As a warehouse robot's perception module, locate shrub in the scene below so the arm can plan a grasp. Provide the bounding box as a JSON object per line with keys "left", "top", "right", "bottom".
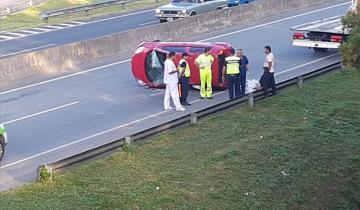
{"left": 341, "top": 5, "right": 360, "bottom": 69}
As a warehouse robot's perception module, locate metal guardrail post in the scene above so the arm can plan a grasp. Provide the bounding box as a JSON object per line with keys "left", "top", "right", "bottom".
{"left": 297, "top": 76, "right": 304, "bottom": 88}
{"left": 125, "top": 136, "right": 132, "bottom": 145}
{"left": 191, "top": 113, "right": 198, "bottom": 125}
{"left": 37, "top": 164, "right": 53, "bottom": 182}
{"left": 248, "top": 93, "right": 254, "bottom": 107}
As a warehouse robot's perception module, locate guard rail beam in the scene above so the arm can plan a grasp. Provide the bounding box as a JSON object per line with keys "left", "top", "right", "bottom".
{"left": 0, "top": 0, "right": 47, "bottom": 18}
{"left": 40, "top": 0, "right": 133, "bottom": 20}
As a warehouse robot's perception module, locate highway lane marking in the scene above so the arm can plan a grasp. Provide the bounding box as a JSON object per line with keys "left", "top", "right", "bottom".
{"left": 276, "top": 53, "right": 340, "bottom": 75}
{"left": 4, "top": 32, "right": 27, "bottom": 37}
{"left": 44, "top": 25, "right": 64, "bottom": 30}
{"left": 2, "top": 101, "right": 79, "bottom": 125}
{"left": 33, "top": 27, "right": 51, "bottom": 32}
{"left": 199, "top": 1, "right": 351, "bottom": 42}
{"left": 0, "top": 34, "right": 14, "bottom": 39}
{"left": 0, "top": 1, "right": 348, "bottom": 96}
{"left": 19, "top": 30, "right": 40, "bottom": 34}
{"left": 0, "top": 53, "right": 339, "bottom": 169}
{"left": 0, "top": 44, "right": 55, "bottom": 59}
{"left": 0, "top": 9, "right": 155, "bottom": 43}
{"left": 139, "top": 20, "right": 159, "bottom": 26}
{"left": 0, "top": 59, "right": 131, "bottom": 96}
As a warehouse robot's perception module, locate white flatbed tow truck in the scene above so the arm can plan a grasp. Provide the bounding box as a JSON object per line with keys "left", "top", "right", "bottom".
{"left": 290, "top": 0, "right": 357, "bottom": 52}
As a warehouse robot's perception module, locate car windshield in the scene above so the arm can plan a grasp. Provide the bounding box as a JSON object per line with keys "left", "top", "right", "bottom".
{"left": 171, "top": 0, "right": 197, "bottom": 3}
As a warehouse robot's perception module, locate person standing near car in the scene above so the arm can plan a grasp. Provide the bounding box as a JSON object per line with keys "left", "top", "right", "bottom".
{"left": 164, "top": 52, "right": 186, "bottom": 111}
{"left": 237, "top": 48, "right": 249, "bottom": 96}
{"left": 178, "top": 52, "right": 191, "bottom": 106}
{"left": 195, "top": 47, "right": 214, "bottom": 99}
{"left": 222, "top": 48, "right": 241, "bottom": 100}
{"left": 264, "top": 45, "right": 276, "bottom": 96}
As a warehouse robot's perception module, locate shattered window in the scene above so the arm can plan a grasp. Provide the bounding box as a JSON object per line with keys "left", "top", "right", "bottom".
{"left": 145, "top": 50, "right": 166, "bottom": 85}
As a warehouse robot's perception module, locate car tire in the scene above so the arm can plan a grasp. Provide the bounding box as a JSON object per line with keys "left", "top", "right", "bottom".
{"left": 190, "top": 12, "right": 196, "bottom": 16}
{"left": 0, "top": 138, "right": 5, "bottom": 161}
{"left": 313, "top": 47, "right": 328, "bottom": 52}
{"left": 160, "top": 19, "right": 167, "bottom": 23}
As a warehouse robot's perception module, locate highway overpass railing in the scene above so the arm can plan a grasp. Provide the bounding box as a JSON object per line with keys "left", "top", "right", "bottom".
{"left": 37, "top": 60, "right": 342, "bottom": 180}
{"left": 0, "top": 0, "right": 48, "bottom": 18}
{"left": 40, "top": 0, "right": 134, "bottom": 20}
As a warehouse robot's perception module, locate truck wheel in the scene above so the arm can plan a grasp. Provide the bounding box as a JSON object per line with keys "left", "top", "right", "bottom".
{"left": 190, "top": 12, "right": 196, "bottom": 16}
{"left": 313, "top": 47, "right": 328, "bottom": 52}
{"left": 0, "top": 139, "right": 4, "bottom": 161}
{"left": 160, "top": 19, "right": 167, "bottom": 23}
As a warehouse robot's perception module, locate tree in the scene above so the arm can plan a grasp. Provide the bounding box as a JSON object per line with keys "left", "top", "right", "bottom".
{"left": 341, "top": 4, "right": 360, "bottom": 69}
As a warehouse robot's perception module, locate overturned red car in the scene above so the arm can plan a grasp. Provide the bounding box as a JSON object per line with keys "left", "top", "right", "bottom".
{"left": 131, "top": 41, "right": 233, "bottom": 88}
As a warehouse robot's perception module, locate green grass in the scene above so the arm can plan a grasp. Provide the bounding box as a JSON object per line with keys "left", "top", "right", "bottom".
{"left": 0, "top": 0, "right": 167, "bottom": 32}
{"left": 1, "top": 70, "right": 360, "bottom": 209}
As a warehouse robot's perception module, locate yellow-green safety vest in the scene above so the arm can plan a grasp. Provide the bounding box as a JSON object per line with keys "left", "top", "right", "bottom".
{"left": 225, "top": 56, "right": 240, "bottom": 75}
{"left": 195, "top": 54, "right": 214, "bottom": 71}
{"left": 179, "top": 59, "right": 191, "bottom": 77}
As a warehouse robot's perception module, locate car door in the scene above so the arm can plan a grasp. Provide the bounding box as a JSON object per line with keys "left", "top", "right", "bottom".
{"left": 213, "top": 0, "right": 227, "bottom": 9}
{"left": 194, "top": 0, "right": 208, "bottom": 14}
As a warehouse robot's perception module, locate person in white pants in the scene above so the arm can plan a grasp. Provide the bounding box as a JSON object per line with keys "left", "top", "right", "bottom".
{"left": 164, "top": 52, "right": 186, "bottom": 112}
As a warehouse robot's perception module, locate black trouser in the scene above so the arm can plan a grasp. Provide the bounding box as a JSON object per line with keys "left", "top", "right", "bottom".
{"left": 260, "top": 71, "right": 276, "bottom": 97}
{"left": 179, "top": 77, "right": 189, "bottom": 104}
{"left": 226, "top": 74, "right": 240, "bottom": 100}
{"left": 269, "top": 72, "right": 276, "bottom": 95}
{"left": 239, "top": 75, "right": 246, "bottom": 97}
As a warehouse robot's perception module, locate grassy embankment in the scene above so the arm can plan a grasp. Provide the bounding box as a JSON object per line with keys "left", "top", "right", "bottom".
{"left": 0, "top": 0, "right": 167, "bottom": 31}
{"left": 0, "top": 70, "right": 359, "bottom": 209}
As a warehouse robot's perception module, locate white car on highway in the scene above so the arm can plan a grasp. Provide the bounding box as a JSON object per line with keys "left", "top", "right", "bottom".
{"left": 155, "top": 0, "right": 227, "bottom": 23}
{"left": 0, "top": 124, "right": 8, "bottom": 161}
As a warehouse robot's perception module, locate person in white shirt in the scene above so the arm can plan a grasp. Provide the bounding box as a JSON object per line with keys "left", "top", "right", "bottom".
{"left": 163, "top": 52, "right": 186, "bottom": 112}
{"left": 263, "top": 46, "right": 276, "bottom": 96}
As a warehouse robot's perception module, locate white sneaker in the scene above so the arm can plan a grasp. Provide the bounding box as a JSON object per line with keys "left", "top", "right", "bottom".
{"left": 164, "top": 107, "right": 174, "bottom": 111}
{"left": 176, "top": 107, "right": 186, "bottom": 112}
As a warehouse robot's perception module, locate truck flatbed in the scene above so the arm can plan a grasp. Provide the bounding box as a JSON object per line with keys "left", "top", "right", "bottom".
{"left": 290, "top": 15, "right": 350, "bottom": 35}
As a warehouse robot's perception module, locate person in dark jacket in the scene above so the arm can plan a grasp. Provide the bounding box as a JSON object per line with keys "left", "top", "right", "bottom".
{"left": 237, "top": 49, "right": 249, "bottom": 96}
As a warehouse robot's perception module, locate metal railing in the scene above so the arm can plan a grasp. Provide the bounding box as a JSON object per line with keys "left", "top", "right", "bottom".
{"left": 0, "top": 0, "right": 48, "bottom": 18}
{"left": 40, "top": 0, "right": 134, "bottom": 20}
{"left": 37, "top": 60, "right": 342, "bottom": 179}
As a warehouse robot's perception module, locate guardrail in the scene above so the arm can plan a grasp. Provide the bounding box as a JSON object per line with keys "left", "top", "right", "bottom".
{"left": 0, "top": 0, "right": 48, "bottom": 18}
{"left": 37, "top": 60, "right": 342, "bottom": 179}
{"left": 40, "top": 0, "right": 134, "bottom": 20}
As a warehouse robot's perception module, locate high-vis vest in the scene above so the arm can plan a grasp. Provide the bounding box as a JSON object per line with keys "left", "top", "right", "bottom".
{"left": 196, "top": 54, "right": 214, "bottom": 71}
{"left": 179, "top": 59, "right": 191, "bottom": 77}
{"left": 225, "top": 56, "right": 240, "bottom": 75}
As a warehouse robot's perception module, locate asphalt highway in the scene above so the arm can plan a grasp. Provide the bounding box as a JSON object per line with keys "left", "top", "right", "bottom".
{"left": 0, "top": 0, "right": 349, "bottom": 190}
{"left": 0, "top": 9, "right": 158, "bottom": 58}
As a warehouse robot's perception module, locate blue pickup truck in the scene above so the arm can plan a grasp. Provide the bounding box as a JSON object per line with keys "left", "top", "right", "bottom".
{"left": 227, "top": 0, "right": 254, "bottom": 7}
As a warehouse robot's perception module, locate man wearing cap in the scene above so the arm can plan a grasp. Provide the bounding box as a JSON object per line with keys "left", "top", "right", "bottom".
{"left": 178, "top": 52, "right": 191, "bottom": 106}
{"left": 222, "top": 48, "right": 241, "bottom": 100}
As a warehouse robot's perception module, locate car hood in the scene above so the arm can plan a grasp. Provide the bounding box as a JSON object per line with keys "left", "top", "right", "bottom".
{"left": 158, "top": 3, "right": 195, "bottom": 10}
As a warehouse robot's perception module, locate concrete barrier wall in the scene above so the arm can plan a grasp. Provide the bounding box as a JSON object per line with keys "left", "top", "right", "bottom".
{"left": 0, "top": 0, "right": 328, "bottom": 85}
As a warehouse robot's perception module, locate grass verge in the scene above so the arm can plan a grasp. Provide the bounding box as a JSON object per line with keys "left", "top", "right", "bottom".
{"left": 0, "top": 0, "right": 167, "bottom": 32}
{"left": 1, "top": 70, "right": 360, "bottom": 209}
